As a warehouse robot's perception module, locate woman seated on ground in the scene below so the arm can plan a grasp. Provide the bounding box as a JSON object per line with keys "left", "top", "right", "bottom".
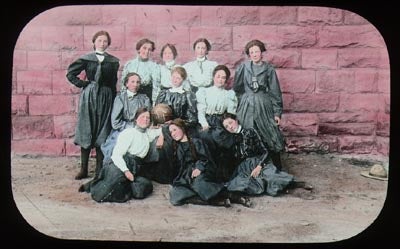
{"left": 221, "top": 112, "right": 313, "bottom": 197}
{"left": 168, "top": 118, "right": 250, "bottom": 208}
{"left": 101, "top": 72, "right": 151, "bottom": 166}
{"left": 79, "top": 108, "right": 162, "bottom": 203}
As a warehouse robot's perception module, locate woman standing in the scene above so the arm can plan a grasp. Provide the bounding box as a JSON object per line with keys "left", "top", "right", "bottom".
{"left": 221, "top": 113, "right": 312, "bottom": 197}
{"left": 183, "top": 38, "right": 218, "bottom": 93}
{"left": 100, "top": 72, "right": 151, "bottom": 166}
{"left": 121, "top": 38, "right": 161, "bottom": 104}
{"left": 66, "top": 30, "right": 120, "bottom": 180}
{"left": 233, "top": 39, "right": 285, "bottom": 169}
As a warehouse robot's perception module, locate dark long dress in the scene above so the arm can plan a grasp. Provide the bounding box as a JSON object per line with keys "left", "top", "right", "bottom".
{"left": 199, "top": 114, "right": 237, "bottom": 182}
{"left": 66, "top": 52, "right": 120, "bottom": 149}
{"left": 227, "top": 127, "right": 293, "bottom": 196}
{"left": 169, "top": 138, "right": 224, "bottom": 205}
{"left": 89, "top": 154, "right": 153, "bottom": 203}
{"left": 155, "top": 89, "right": 199, "bottom": 135}
{"left": 233, "top": 61, "right": 285, "bottom": 153}
{"left": 101, "top": 91, "right": 151, "bottom": 161}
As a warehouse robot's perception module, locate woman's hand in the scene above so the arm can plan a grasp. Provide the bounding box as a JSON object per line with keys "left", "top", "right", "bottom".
{"left": 124, "top": 170, "right": 134, "bottom": 182}
{"left": 191, "top": 168, "right": 201, "bottom": 178}
{"left": 156, "top": 133, "right": 164, "bottom": 148}
{"left": 274, "top": 116, "right": 281, "bottom": 126}
{"left": 251, "top": 165, "right": 262, "bottom": 178}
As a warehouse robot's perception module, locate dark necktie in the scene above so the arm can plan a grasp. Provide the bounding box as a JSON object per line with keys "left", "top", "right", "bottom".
{"left": 94, "top": 61, "right": 102, "bottom": 83}
{"left": 198, "top": 61, "right": 203, "bottom": 74}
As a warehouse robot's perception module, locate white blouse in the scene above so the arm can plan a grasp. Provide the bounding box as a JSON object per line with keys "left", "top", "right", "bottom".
{"left": 196, "top": 85, "right": 238, "bottom": 128}
{"left": 111, "top": 126, "right": 161, "bottom": 172}
{"left": 183, "top": 58, "right": 218, "bottom": 88}
{"left": 121, "top": 56, "right": 161, "bottom": 103}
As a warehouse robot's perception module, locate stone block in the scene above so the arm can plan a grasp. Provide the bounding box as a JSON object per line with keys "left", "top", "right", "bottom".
{"left": 12, "top": 116, "right": 54, "bottom": 140}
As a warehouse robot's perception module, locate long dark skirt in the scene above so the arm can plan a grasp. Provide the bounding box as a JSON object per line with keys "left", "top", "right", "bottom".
{"left": 227, "top": 157, "right": 293, "bottom": 196}
{"left": 169, "top": 173, "right": 225, "bottom": 206}
{"left": 89, "top": 154, "right": 153, "bottom": 203}
{"left": 75, "top": 83, "right": 114, "bottom": 149}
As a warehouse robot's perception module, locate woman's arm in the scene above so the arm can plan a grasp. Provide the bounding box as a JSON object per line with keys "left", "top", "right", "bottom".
{"left": 111, "top": 95, "right": 126, "bottom": 130}
{"left": 66, "top": 58, "right": 90, "bottom": 88}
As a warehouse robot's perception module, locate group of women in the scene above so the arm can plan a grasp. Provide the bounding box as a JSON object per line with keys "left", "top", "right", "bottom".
{"left": 66, "top": 30, "right": 312, "bottom": 208}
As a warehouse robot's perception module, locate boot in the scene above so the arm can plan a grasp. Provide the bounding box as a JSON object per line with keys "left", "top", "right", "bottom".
{"left": 270, "top": 152, "right": 282, "bottom": 170}
{"left": 208, "top": 194, "right": 231, "bottom": 208}
{"left": 94, "top": 147, "right": 104, "bottom": 180}
{"left": 75, "top": 147, "right": 90, "bottom": 180}
{"left": 78, "top": 181, "right": 91, "bottom": 193}
{"left": 185, "top": 196, "right": 209, "bottom": 206}
{"left": 288, "top": 180, "right": 314, "bottom": 191}
{"left": 209, "top": 197, "right": 231, "bottom": 208}
{"left": 229, "top": 192, "right": 252, "bottom": 208}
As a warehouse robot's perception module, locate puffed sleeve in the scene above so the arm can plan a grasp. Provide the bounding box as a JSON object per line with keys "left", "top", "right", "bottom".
{"left": 111, "top": 129, "right": 134, "bottom": 172}
{"left": 144, "top": 95, "right": 152, "bottom": 110}
{"left": 120, "top": 60, "right": 133, "bottom": 90}
{"left": 66, "top": 58, "right": 90, "bottom": 88}
{"left": 111, "top": 94, "right": 125, "bottom": 130}
{"left": 155, "top": 89, "right": 167, "bottom": 105}
{"left": 233, "top": 63, "right": 245, "bottom": 96}
{"left": 267, "top": 66, "right": 283, "bottom": 117}
{"left": 151, "top": 63, "right": 162, "bottom": 104}
{"left": 226, "top": 89, "right": 238, "bottom": 114}
{"left": 185, "top": 91, "right": 198, "bottom": 126}
{"left": 195, "top": 87, "right": 208, "bottom": 128}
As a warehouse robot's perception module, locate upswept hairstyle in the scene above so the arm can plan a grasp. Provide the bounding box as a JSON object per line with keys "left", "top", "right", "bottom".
{"left": 244, "top": 39, "right": 266, "bottom": 56}
{"left": 160, "top": 43, "right": 178, "bottom": 60}
{"left": 171, "top": 66, "right": 187, "bottom": 81}
{"left": 212, "top": 65, "right": 231, "bottom": 81}
{"left": 133, "top": 107, "right": 150, "bottom": 122}
{"left": 136, "top": 38, "right": 156, "bottom": 51}
{"left": 92, "top": 30, "right": 111, "bottom": 50}
{"left": 221, "top": 112, "right": 238, "bottom": 130}
{"left": 123, "top": 72, "right": 142, "bottom": 87}
{"left": 192, "top": 38, "right": 212, "bottom": 53}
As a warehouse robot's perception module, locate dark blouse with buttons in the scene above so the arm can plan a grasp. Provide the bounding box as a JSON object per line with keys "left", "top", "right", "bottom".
{"left": 233, "top": 127, "right": 270, "bottom": 166}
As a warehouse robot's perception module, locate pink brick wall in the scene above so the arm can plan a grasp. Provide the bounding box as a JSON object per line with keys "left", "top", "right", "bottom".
{"left": 11, "top": 5, "right": 390, "bottom": 156}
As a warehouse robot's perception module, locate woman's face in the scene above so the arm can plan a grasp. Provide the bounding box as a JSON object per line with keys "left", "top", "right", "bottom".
{"left": 126, "top": 75, "right": 141, "bottom": 93}
{"left": 248, "top": 45, "right": 262, "bottom": 64}
{"left": 138, "top": 43, "right": 153, "bottom": 60}
{"left": 94, "top": 35, "right": 109, "bottom": 52}
{"left": 194, "top": 41, "right": 208, "bottom": 58}
{"left": 213, "top": 69, "right": 227, "bottom": 88}
{"left": 171, "top": 71, "right": 184, "bottom": 88}
{"left": 162, "top": 47, "right": 174, "bottom": 63}
{"left": 222, "top": 117, "right": 239, "bottom": 133}
{"left": 169, "top": 124, "right": 185, "bottom": 141}
{"left": 136, "top": 111, "right": 151, "bottom": 129}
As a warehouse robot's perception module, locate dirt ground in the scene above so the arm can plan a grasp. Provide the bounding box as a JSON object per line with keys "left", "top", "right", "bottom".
{"left": 10, "top": 152, "right": 389, "bottom": 244}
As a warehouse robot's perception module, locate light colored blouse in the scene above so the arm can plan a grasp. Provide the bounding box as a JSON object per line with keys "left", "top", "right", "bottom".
{"left": 111, "top": 126, "right": 161, "bottom": 172}
{"left": 121, "top": 56, "right": 161, "bottom": 103}
{"left": 196, "top": 85, "right": 238, "bottom": 128}
{"left": 183, "top": 57, "right": 218, "bottom": 88}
